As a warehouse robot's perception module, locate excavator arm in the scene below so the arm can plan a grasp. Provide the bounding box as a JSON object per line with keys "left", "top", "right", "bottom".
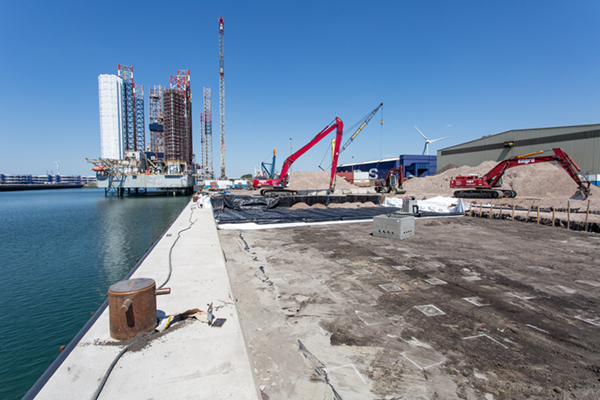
{"left": 451, "top": 148, "right": 591, "bottom": 199}
{"left": 278, "top": 117, "right": 344, "bottom": 189}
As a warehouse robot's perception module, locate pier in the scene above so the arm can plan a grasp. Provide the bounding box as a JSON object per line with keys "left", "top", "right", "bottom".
{"left": 27, "top": 199, "right": 259, "bottom": 399}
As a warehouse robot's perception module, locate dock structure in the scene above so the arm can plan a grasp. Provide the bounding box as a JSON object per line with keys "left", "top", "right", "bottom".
{"left": 87, "top": 153, "right": 195, "bottom": 196}
{"left": 29, "top": 200, "right": 260, "bottom": 399}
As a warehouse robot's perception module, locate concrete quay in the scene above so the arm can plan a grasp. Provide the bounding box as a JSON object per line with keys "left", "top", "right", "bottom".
{"left": 32, "top": 200, "right": 260, "bottom": 400}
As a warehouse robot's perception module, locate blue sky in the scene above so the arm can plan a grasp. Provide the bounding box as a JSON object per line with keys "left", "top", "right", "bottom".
{"left": 1, "top": 1, "right": 599, "bottom": 177}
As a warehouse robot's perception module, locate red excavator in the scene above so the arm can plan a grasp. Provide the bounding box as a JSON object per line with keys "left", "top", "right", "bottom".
{"left": 253, "top": 117, "right": 344, "bottom": 196}
{"left": 374, "top": 166, "right": 407, "bottom": 194}
{"left": 450, "top": 148, "right": 591, "bottom": 199}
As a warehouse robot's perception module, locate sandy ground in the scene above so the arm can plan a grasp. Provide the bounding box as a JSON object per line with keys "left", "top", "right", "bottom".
{"left": 219, "top": 218, "right": 600, "bottom": 399}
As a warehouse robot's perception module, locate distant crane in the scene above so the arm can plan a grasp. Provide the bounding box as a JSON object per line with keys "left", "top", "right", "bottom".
{"left": 219, "top": 16, "right": 226, "bottom": 179}
{"left": 414, "top": 126, "right": 450, "bottom": 156}
{"left": 260, "top": 148, "right": 277, "bottom": 179}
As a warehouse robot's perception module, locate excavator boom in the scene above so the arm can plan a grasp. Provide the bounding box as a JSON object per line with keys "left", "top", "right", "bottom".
{"left": 450, "top": 148, "right": 591, "bottom": 199}
{"left": 253, "top": 118, "right": 344, "bottom": 195}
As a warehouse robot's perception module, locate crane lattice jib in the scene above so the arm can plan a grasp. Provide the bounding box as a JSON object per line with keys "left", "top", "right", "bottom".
{"left": 219, "top": 17, "right": 226, "bottom": 179}
{"left": 339, "top": 103, "right": 383, "bottom": 154}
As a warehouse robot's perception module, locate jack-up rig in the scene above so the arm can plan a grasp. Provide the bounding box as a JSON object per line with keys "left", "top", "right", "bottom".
{"left": 90, "top": 66, "right": 196, "bottom": 196}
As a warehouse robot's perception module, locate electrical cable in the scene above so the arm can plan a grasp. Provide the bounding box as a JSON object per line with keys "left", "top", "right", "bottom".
{"left": 158, "top": 207, "right": 196, "bottom": 289}
{"left": 91, "top": 345, "right": 130, "bottom": 400}
{"left": 92, "top": 205, "right": 197, "bottom": 399}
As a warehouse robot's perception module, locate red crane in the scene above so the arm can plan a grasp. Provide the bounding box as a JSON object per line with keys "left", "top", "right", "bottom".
{"left": 253, "top": 117, "right": 344, "bottom": 196}
{"left": 450, "top": 148, "right": 591, "bottom": 199}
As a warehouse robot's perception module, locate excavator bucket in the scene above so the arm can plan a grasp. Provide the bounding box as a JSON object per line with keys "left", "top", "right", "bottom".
{"left": 571, "top": 185, "right": 591, "bottom": 201}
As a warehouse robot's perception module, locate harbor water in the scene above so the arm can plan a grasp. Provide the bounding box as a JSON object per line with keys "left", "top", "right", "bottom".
{"left": 0, "top": 189, "right": 190, "bottom": 400}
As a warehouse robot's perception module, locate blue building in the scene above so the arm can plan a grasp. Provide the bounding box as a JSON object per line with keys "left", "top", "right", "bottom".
{"left": 337, "top": 155, "right": 437, "bottom": 179}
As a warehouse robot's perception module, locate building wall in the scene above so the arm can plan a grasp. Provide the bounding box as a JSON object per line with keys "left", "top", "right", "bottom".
{"left": 98, "top": 75, "right": 123, "bottom": 160}
{"left": 337, "top": 155, "right": 437, "bottom": 179}
{"left": 437, "top": 124, "right": 600, "bottom": 175}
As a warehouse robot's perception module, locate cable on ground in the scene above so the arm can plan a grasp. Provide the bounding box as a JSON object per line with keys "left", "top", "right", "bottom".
{"left": 93, "top": 205, "right": 197, "bottom": 398}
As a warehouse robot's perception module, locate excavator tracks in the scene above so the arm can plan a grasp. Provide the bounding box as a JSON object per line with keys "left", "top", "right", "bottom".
{"left": 454, "top": 189, "right": 517, "bottom": 199}
{"left": 260, "top": 188, "right": 298, "bottom": 197}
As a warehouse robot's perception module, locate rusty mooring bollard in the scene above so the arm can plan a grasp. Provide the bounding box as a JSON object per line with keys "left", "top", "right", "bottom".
{"left": 108, "top": 278, "right": 170, "bottom": 340}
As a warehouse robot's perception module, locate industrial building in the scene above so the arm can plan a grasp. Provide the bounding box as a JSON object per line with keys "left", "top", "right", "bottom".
{"left": 337, "top": 155, "right": 437, "bottom": 180}
{"left": 437, "top": 123, "right": 600, "bottom": 177}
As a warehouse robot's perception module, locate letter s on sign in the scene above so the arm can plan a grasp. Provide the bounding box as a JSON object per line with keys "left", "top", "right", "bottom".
{"left": 369, "top": 168, "right": 378, "bottom": 179}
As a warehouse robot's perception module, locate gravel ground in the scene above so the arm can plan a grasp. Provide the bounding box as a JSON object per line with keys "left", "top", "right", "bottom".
{"left": 219, "top": 217, "right": 600, "bottom": 399}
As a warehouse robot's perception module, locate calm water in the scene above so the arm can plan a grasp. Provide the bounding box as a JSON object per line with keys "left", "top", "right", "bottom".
{"left": 0, "top": 189, "right": 189, "bottom": 400}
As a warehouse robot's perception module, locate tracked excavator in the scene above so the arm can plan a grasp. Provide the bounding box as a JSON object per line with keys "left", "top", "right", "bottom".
{"left": 374, "top": 166, "right": 407, "bottom": 194}
{"left": 253, "top": 117, "right": 344, "bottom": 196}
{"left": 450, "top": 148, "right": 591, "bottom": 199}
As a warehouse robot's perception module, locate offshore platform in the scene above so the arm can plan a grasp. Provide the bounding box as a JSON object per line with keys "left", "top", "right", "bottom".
{"left": 89, "top": 17, "right": 227, "bottom": 195}
{"left": 90, "top": 66, "right": 196, "bottom": 196}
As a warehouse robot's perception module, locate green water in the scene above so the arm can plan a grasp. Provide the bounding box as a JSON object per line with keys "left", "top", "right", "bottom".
{"left": 0, "top": 189, "right": 189, "bottom": 400}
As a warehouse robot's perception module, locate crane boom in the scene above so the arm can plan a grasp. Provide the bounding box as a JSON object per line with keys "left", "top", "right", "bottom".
{"left": 339, "top": 103, "right": 383, "bottom": 154}
{"left": 219, "top": 16, "right": 226, "bottom": 179}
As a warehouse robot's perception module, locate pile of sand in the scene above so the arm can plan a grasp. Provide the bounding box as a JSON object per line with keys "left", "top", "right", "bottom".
{"left": 288, "top": 171, "right": 358, "bottom": 190}
{"left": 290, "top": 201, "right": 380, "bottom": 210}
{"left": 404, "top": 160, "right": 600, "bottom": 201}
{"left": 290, "top": 202, "right": 310, "bottom": 210}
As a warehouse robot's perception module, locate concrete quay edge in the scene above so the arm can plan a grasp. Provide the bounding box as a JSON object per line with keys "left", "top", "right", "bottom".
{"left": 32, "top": 200, "right": 260, "bottom": 400}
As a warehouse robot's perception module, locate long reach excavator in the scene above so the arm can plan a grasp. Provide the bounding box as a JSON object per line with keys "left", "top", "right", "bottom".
{"left": 253, "top": 117, "right": 344, "bottom": 196}
{"left": 450, "top": 148, "right": 591, "bottom": 199}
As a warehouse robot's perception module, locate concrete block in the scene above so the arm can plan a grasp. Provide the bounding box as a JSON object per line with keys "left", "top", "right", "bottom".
{"left": 373, "top": 214, "right": 415, "bottom": 240}
{"left": 403, "top": 199, "right": 419, "bottom": 213}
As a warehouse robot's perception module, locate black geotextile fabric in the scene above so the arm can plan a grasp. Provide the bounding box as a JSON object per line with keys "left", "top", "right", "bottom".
{"left": 213, "top": 206, "right": 464, "bottom": 224}
{"left": 210, "top": 194, "right": 463, "bottom": 224}
{"left": 210, "top": 194, "right": 383, "bottom": 211}
{"left": 210, "top": 195, "right": 281, "bottom": 211}
{"left": 213, "top": 206, "right": 406, "bottom": 224}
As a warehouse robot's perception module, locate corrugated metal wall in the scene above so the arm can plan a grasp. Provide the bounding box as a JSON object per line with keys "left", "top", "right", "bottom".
{"left": 337, "top": 155, "right": 437, "bottom": 179}
{"left": 437, "top": 124, "right": 600, "bottom": 175}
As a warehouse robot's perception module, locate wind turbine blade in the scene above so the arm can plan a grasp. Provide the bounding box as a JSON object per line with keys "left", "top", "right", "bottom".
{"left": 429, "top": 136, "right": 451, "bottom": 143}
{"left": 422, "top": 142, "right": 428, "bottom": 156}
{"left": 414, "top": 126, "right": 428, "bottom": 140}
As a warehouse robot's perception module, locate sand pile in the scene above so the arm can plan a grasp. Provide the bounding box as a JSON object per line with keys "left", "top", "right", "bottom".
{"left": 288, "top": 171, "right": 358, "bottom": 190}
{"left": 404, "top": 160, "right": 600, "bottom": 200}
{"left": 290, "top": 201, "right": 380, "bottom": 210}
{"left": 290, "top": 202, "right": 310, "bottom": 210}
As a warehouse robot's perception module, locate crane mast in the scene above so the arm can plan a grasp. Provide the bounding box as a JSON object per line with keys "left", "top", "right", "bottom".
{"left": 219, "top": 17, "right": 226, "bottom": 179}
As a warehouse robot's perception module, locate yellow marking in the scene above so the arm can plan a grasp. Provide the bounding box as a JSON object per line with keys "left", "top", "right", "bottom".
{"left": 517, "top": 150, "right": 543, "bottom": 158}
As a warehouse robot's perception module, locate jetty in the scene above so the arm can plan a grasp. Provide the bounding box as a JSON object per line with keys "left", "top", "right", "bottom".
{"left": 26, "top": 199, "right": 259, "bottom": 399}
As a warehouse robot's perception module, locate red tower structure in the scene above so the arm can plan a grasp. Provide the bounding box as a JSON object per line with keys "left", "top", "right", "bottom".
{"left": 163, "top": 70, "right": 193, "bottom": 164}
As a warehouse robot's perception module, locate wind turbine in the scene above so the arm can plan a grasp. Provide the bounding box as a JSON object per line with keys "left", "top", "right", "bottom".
{"left": 54, "top": 159, "right": 60, "bottom": 176}
{"left": 414, "top": 126, "right": 450, "bottom": 156}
